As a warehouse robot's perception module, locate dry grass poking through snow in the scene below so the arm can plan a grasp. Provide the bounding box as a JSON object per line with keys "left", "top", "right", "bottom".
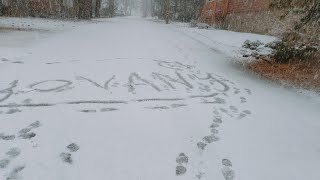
{"left": 246, "top": 59, "right": 320, "bottom": 92}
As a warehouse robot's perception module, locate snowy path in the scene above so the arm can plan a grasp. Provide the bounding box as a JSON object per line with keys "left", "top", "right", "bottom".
{"left": 0, "top": 17, "right": 319, "bottom": 180}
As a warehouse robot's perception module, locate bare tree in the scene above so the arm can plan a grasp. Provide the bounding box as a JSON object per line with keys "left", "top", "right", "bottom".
{"left": 73, "top": 0, "right": 92, "bottom": 19}
{"left": 123, "top": 0, "right": 129, "bottom": 15}
{"left": 164, "top": 0, "right": 170, "bottom": 24}
{"left": 108, "top": 0, "right": 115, "bottom": 17}
{"left": 0, "top": 0, "right": 3, "bottom": 16}
{"left": 270, "top": 0, "right": 320, "bottom": 29}
{"left": 95, "top": 0, "right": 102, "bottom": 17}
{"left": 298, "top": 0, "right": 320, "bottom": 28}
{"left": 142, "top": 0, "right": 149, "bottom": 17}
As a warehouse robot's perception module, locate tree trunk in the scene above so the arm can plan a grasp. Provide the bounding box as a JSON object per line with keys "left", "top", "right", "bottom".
{"left": 0, "top": 0, "right": 2, "bottom": 16}
{"left": 142, "top": 0, "right": 147, "bottom": 17}
{"left": 78, "top": 0, "right": 92, "bottom": 19}
{"left": 108, "top": 0, "right": 115, "bottom": 17}
{"left": 124, "top": 0, "right": 129, "bottom": 15}
{"left": 164, "top": 0, "right": 170, "bottom": 24}
{"left": 95, "top": 0, "right": 101, "bottom": 17}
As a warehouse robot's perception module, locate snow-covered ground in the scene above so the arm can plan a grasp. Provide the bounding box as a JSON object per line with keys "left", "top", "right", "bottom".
{"left": 149, "top": 18, "right": 277, "bottom": 59}
{"left": 174, "top": 26, "right": 277, "bottom": 58}
{"left": 0, "top": 17, "right": 80, "bottom": 30}
{"left": 0, "top": 17, "right": 95, "bottom": 50}
{"left": 0, "top": 16, "right": 319, "bottom": 180}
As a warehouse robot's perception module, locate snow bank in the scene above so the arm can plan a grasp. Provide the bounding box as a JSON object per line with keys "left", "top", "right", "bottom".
{"left": 0, "top": 17, "right": 86, "bottom": 31}
{"left": 171, "top": 23, "right": 277, "bottom": 59}
{"left": 0, "top": 17, "right": 94, "bottom": 56}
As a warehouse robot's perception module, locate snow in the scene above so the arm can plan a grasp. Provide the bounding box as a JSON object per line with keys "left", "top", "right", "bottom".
{"left": 171, "top": 24, "right": 277, "bottom": 59}
{"left": 0, "top": 17, "right": 86, "bottom": 31}
{"left": 0, "top": 16, "right": 319, "bottom": 180}
{"left": 0, "top": 17, "right": 99, "bottom": 60}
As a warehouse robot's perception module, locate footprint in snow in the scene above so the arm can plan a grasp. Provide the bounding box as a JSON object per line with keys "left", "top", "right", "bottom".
{"left": 0, "top": 134, "right": 15, "bottom": 141}
{"left": 176, "top": 165, "right": 187, "bottom": 176}
{"left": 197, "top": 142, "right": 207, "bottom": 150}
{"left": 221, "top": 159, "right": 235, "bottom": 180}
{"left": 222, "top": 159, "right": 232, "bottom": 167}
{"left": 6, "top": 148, "right": 21, "bottom": 158}
{"left": 0, "top": 159, "right": 10, "bottom": 169}
{"left": 60, "top": 153, "right": 73, "bottom": 164}
{"left": 175, "top": 153, "right": 188, "bottom": 176}
{"left": 244, "top": 88, "right": 252, "bottom": 95}
{"left": 176, "top": 153, "right": 188, "bottom": 164}
{"left": 238, "top": 110, "right": 252, "bottom": 119}
{"left": 19, "top": 132, "right": 36, "bottom": 140}
{"left": 29, "top": 120, "right": 41, "bottom": 129}
{"left": 6, "top": 166, "right": 25, "bottom": 180}
{"left": 202, "top": 134, "right": 219, "bottom": 144}
{"left": 213, "top": 117, "right": 222, "bottom": 124}
{"left": 60, "top": 143, "right": 80, "bottom": 164}
{"left": 67, "top": 143, "right": 80, "bottom": 152}
{"left": 210, "top": 123, "right": 220, "bottom": 128}
{"left": 240, "top": 97, "right": 247, "bottom": 103}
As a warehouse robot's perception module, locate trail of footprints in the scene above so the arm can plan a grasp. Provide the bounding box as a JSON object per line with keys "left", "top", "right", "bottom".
{"left": 175, "top": 86, "right": 252, "bottom": 179}
{"left": 0, "top": 120, "right": 41, "bottom": 180}
{"left": 196, "top": 106, "right": 251, "bottom": 152}
{"left": 0, "top": 121, "right": 40, "bottom": 141}
{"left": 1, "top": 119, "right": 80, "bottom": 179}
{"left": 0, "top": 148, "right": 21, "bottom": 169}
{"left": 0, "top": 148, "right": 24, "bottom": 180}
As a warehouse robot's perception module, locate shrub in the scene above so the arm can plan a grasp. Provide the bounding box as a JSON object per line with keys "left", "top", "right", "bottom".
{"left": 242, "top": 40, "right": 263, "bottom": 50}
{"left": 273, "top": 42, "right": 296, "bottom": 63}
{"left": 241, "top": 39, "right": 318, "bottom": 64}
{"left": 272, "top": 41, "right": 318, "bottom": 63}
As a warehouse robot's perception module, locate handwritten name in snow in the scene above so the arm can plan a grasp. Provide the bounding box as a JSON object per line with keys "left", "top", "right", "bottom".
{"left": 0, "top": 71, "right": 232, "bottom": 103}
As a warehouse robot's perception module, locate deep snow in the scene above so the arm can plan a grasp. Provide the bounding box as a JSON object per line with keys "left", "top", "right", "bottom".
{"left": 0, "top": 16, "right": 319, "bottom": 180}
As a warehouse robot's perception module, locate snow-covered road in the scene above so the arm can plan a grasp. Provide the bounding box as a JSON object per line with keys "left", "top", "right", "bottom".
{"left": 0, "top": 17, "right": 319, "bottom": 180}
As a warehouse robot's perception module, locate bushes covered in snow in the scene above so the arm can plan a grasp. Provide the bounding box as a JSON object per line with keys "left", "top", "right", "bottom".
{"left": 272, "top": 41, "right": 318, "bottom": 64}
{"left": 242, "top": 38, "right": 319, "bottom": 64}
{"left": 242, "top": 40, "right": 264, "bottom": 50}
{"left": 243, "top": 36, "right": 320, "bottom": 91}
